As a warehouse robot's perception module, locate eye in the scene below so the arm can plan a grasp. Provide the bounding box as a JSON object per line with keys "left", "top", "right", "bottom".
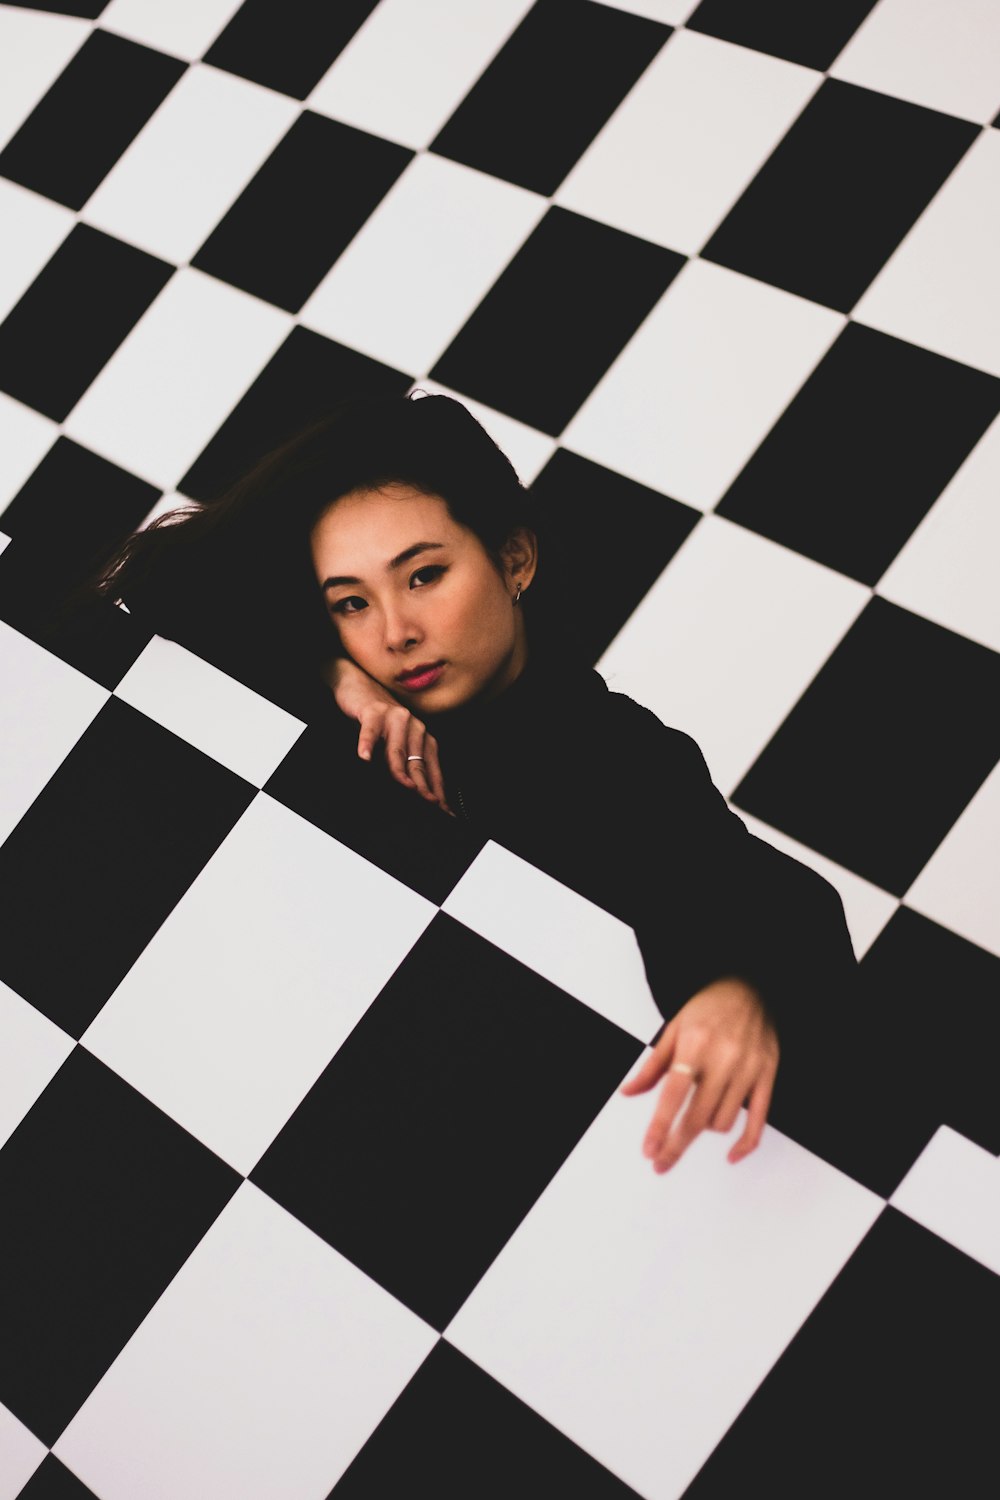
{"left": 411, "top": 564, "right": 446, "bottom": 588}
{"left": 330, "top": 595, "right": 366, "bottom": 616}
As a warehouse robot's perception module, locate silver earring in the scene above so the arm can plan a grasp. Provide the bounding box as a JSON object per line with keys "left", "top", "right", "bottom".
{"left": 513, "top": 581, "right": 522, "bottom": 605}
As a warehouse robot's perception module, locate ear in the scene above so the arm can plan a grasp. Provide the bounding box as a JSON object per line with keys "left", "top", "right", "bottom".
{"left": 499, "top": 526, "right": 538, "bottom": 592}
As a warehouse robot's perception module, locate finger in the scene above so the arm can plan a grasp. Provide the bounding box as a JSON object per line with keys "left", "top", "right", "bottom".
{"left": 358, "top": 706, "right": 395, "bottom": 765}
{"left": 356, "top": 713, "right": 380, "bottom": 763}
{"left": 728, "top": 1065, "right": 776, "bottom": 1163}
{"left": 707, "top": 1065, "right": 757, "bottom": 1133}
{"left": 620, "top": 1021, "right": 678, "bottom": 1094}
{"left": 652, "top": 1068, "right": 729, "bottom": 1173}
{"left": 385, "top": 711, "right": 416, "bottom": 788}
{"left": 641, "top": 1064, "right": 702, "bottom": 1158}
{"left": 404, "top": 721, "right": 436, "bottom": 801}
{"left": 422, "top": 734, "right": 451, "bottom": 811}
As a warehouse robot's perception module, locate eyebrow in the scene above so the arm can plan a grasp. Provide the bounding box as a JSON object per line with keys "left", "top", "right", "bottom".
{"left": 321, "top": 541, "right": 446, "bottom": 592}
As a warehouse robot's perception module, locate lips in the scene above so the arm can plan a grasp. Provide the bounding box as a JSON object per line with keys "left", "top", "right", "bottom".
{"left": 396, "top": 661, "right": 446, "bottom": 690}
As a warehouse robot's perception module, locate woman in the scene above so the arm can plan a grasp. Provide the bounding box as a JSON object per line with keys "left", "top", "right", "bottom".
{"left": 34, "top": 389, "right": 859, "bottom": 1178}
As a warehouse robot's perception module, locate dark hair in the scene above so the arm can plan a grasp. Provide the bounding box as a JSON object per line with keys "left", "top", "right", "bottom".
{"left": 44, "top": 390, "right": 538, "bottom": 715}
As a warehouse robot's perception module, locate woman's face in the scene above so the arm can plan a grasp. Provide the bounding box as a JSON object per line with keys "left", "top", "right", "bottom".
{"left": 309, "top": 483, "right": 535, "bottom": 714}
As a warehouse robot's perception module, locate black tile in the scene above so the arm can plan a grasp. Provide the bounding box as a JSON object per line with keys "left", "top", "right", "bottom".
{"left": 0, "top": 437, "right": 162, "bottom": 634}
{"left": 767, "top": 906, "right": 1000, "bottom": 1197}
{"left": 3, "top": 0, "right": 108, "bottom": 14}
{"left": 190, "top": 113, "right": 413, "bottom": 313}
{"left": 701, "top": 79, "right": 979, "bottom": 313}
{"left": 527, "top": 447, "right": 700, "bottom": 663}
{"left": 683, "top": 1208, "right": 1000, "bottom": 1497}
{"left": 0, "top": 544, "right": 152, "bottom": 691}
{"left": 0, "top": 697, "right": 256, "bottom": 1033}
{"left": 430, "top": 206, "right": 683, "bottom": 436}
{"left": 0, "top": 1047, "right": 239, "bottom": 1447}
{"left": 0, "top": 224, "right": 174, "bottom": 423}
{"left": 430, "top": 0, "right": 669, "bottom": 196}
{"left": 251, "top": 913, "right": 642, "bottom": 1330}
{"left": 178, "top": 325, "right": 414, "bottom": 505}
{"left": 716, "top": 323, "right": 1000, "bottom": 585}
{"left": 332, "top": 1338, "right": 642, "bottom": 1499}
{"left": 686, "top": 0, "right": 879, "bottom": 71}
{"left": 203, "top": 0, "right": 380, "bottom": 101}
{"left": 732, "top": 597, "right": 1000, "bottom": 895}
{"left": 264, "top": 711, "right": 482, "bottom": 907}
{"left": 0, "top": 29, "right": 186, "bottom": 211}
{"left": 15, "top": 1453, "right": 100, "bottom": 1499}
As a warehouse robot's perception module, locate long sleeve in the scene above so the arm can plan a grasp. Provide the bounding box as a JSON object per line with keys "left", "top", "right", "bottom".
{"left": 431, "top": 659, "right": 861, "bottom": 1064}
{"left": 614, "top": 700, "right": 859, "bottom": 1054}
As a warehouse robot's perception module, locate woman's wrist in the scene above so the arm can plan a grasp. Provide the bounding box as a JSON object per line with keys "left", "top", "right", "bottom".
{"left": 710, "top": 974, "right": 777, "bottom": 1033}
{"left": 320, "top": 654, "right": 399, "bottom": 721}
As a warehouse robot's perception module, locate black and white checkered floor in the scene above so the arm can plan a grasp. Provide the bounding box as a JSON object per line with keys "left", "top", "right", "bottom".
{"left": 1, "top": 2, "right": 999, "bottom": 1495}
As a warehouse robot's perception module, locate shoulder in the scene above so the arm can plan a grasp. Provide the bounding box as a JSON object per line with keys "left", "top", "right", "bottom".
{"left": 587, "top": 673, "right": 706, "bottom": 763}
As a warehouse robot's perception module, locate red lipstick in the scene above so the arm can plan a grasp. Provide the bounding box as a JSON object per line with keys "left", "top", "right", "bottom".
{"left": 396, "top": 661, "right": 445, "bottom": 691}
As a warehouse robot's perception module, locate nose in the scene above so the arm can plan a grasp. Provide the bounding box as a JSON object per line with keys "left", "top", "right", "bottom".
{"left": 383, "top": 598, "right": 423, "bottom": 655}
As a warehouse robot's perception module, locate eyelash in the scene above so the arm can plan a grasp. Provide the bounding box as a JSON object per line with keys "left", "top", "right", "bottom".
{"left": 331, "top": 564, "right": 447, "bottom": 616}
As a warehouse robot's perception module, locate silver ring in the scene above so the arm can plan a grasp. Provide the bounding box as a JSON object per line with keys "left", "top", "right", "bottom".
{"left": 406, "top": 755, "right": 425, "bottom": 762}
{"left": 669, "top": 1061, "right": 696, "bottom": 1076}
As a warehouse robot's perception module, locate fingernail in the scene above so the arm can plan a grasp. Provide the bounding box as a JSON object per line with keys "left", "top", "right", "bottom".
{"left": 360, "top": 749, "right": 370, "bottom": 760}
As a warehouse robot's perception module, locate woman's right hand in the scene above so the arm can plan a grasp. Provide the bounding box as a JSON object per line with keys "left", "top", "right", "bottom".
{"left": 319, "top": 655, "right": 454, "bottom": 815}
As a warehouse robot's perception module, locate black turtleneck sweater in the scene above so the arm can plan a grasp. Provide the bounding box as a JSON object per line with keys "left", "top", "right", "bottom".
{"left": 415, "top": 639, "right": 860, "bottom": 1073}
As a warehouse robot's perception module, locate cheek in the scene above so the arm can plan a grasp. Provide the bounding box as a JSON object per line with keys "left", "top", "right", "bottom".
{"left": 436, "top": 587, "right": 483, "bottom": 643}
{"left": 334, "top": 619, "right": 375, "bottom": 665}
{"left": 464, "top": 590, "right": 512, "bottom": 657}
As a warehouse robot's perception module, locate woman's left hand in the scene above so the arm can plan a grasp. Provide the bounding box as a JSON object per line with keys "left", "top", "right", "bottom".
{"left": 619, "top": 977, "right": 779, "bottom": 1174}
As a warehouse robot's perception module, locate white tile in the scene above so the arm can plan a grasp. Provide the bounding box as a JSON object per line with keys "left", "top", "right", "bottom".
{"left": 114, "top": 634, "right": 307, "bottom": 787}
{"left": 447, "top": 1087, "right": 883, "bottom": 1500}
{"left": 53, "top": 1181, "right": 438, "bottom": 1500}
{"left": 830, "top": 0, "right": 1000, "bottom": 124}
{"left": 597, "top": 514, "right": 868, "bottom": 796}
{"left": 561, "top": 257, "right": 845, "bottom": 506}
{"left": 890, "top": 1125, "right": 1000, "bottom": 1276}
{"left": 0, "top": 619, "right": 109, "bottom": 846}
{"left": 301, "top": 152, "right": 545, "bottom": 376}
{"left": 442, "top": 840, "right": 662, "bottom": 1041}
{"left": 81, "top": 792, "right": 436, "bottom": 1175}
{"left": 739, "top": 811, "right": 897, "bottom": 962}
{"left": 0, "top": 1400, "right": 47, "bottom": 1500}
{"left": 62, "top": 267, "right": 293, "bottom": 490}
{"left": 903, "top": 757, "right": 1000, "bottom": 960}
{"left": 308, "top": 0, "right": 535, "bottom": 150}
{"left": 853, "top": 128, "right": 1000, "bottom": 378}
{"left": 405, "top": 377, "right": 558, "bottom": 485}
{"left": 556, "top": 29, "right": 821, "bottom": 255}
{"left": 877, "top": 411, "right": 1000, "bottom": 654}
{"left": 0, "top": 7, "right": 88, "bottom": 152}
{"left": 0, "top": 391, "right": 57, "bottom": 510}
{"left": 82, "top": 64, "right": 300, "bottom": 265}
{"left": 99, "top": 0, "right": 244, "bottom": 62}
{"left": 0, "top": 178, "right": 74, "bottom": 326}
{"left": 0, "top": 980, "right": 75, "bottom": 1153}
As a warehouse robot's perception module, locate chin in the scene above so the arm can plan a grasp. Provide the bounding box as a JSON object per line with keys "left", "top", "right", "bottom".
{"left": 418, "top": 686, "right": 465, "bottom": 713}
{"left": 418, "top": 679, "right": 477, "bottom": 714}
